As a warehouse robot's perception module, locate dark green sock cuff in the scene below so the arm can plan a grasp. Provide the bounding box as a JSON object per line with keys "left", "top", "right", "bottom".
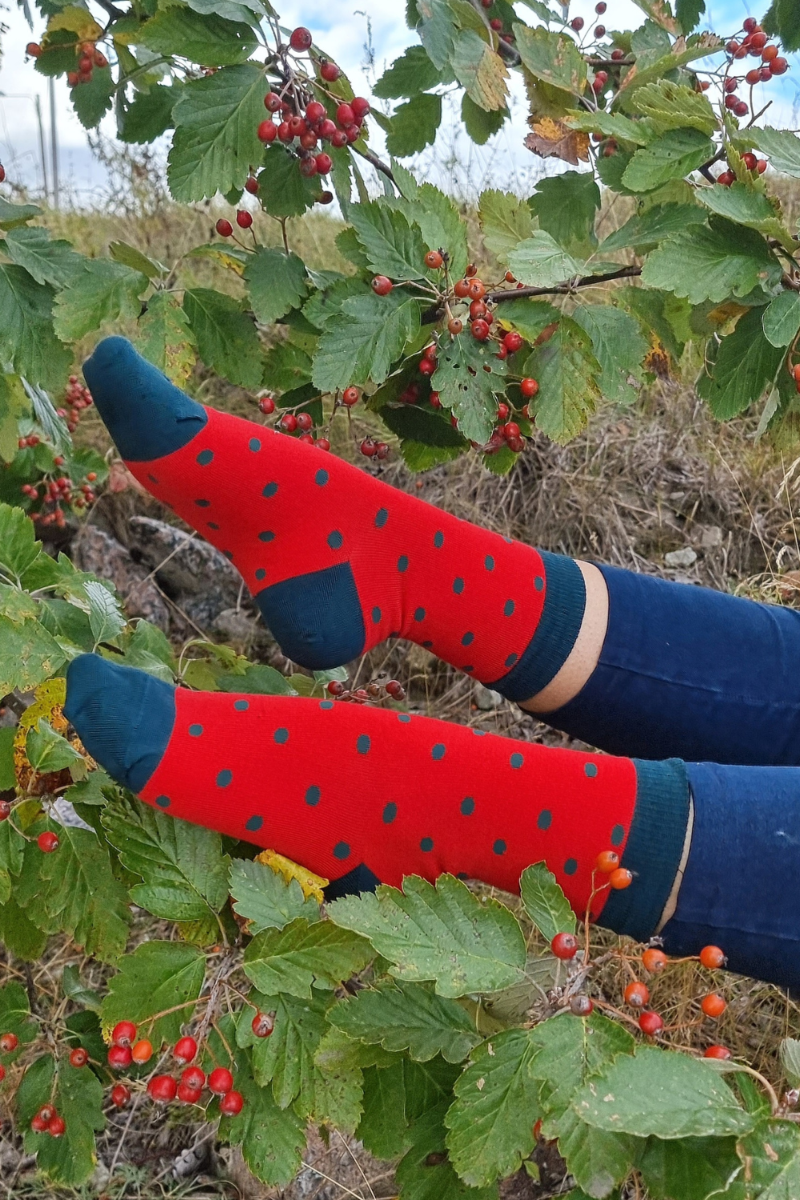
{"left": 487, "top": 551, "right": 587, "bottom": 703}
{"left": 599, "top": 758, "right": 690, "bottom": 943}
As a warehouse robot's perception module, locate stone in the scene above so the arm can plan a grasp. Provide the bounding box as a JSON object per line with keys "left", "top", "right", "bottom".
{"left": 664, "top": 547, "right": 697, "bottom": 568}
{"left": 474, "top": 683, "right": 504, "bottom": 711}
{"left": 73, "top": 525, "right": 169, "bottom": 631}
{"left": 700, "top": 525, "right": 723, "bottom": 550}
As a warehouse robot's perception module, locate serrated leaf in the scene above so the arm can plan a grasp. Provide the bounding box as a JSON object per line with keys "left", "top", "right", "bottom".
{"left": 184, "top": 287, "right": 262, "bottom": 388}
{"left": 697, "top": 307, "right": 785, "bottom": 420}
{"left": 676, "top": 0, "right": 705, "bottom": 33}
{"left": 635, "top": 1134, "right": 741, "bottom": 1200}
{"left": 520, "top": 862, "right": 576, "bottom": 943}
{"left": 47, "top": 6, "right": 101, "bottom": 38}
{"left": 574, "top": 1045, "right": 755, "bottom": 1138}
{"left": 229, "top": 857, "right": 319, "bottom": 932}
{"left": 524, "top": 316, "right": 601, "bottom": 443}
{"left": 15, "top": 821, "right": 130, "bottom": 962}
{"left": 168, "top": 63, "right": 267, "bottom": 202}
{"left": 359, "top": 1059, "right": 413, "bottom": 1158}
{"left": 736, "top": 126, "right": 800, "bottom": 178}
{"left": 19, "top": 1051, "right": 105, "bottom": 1185}
{"left": 218, "top": 1045, "right": 307, "bottom": 1186}
{"left": 618, "top": 31, "right": 723, "bottom": 94}
{"left": 329, "top": 979, "right": 481, "bottom": 1064}
{"left": 599, "top": 202, "right": 705, "bottom": 252}
{"left": 493, "top": 298, "right": 560, "bottom": 343}
{"left": 26, "top": 718, "right": 82, "bottom": 773}
{"left": 0, "top": 898, "right": 48, "bottom": 959}
{"left": 628, "top": 81, "right": 717, "bottom": 135}
{"left": 83, "top": 579, "right": 125, "bottom": 645}
{"left": 430, "top": 330, "right": 507, "bottom": 443}
{"left": 763, "top": 293, "right": 800, "bottom": 349}
{"left": 416, "top": 0, "right": 458, "bottom": 69}
{"left": 101, "top": 940, "right": 206, "bottom": 1044}
{"left": 102, "top": 795, "right": 230, "bottom": 921}
{"left": 398, "top": 1100, "right": 498, "bottom": 1200}
{"left": 567, "top": 111, "right": 652, "bottom": 146}
{"left": 118, "top": 83, "right": 179, "bottom": 144}
{"left": 386, "top": 93, "right": 443, "bottom": 157}
{"left": 374, "top": 44, "right": 448, "bottom": 98}
{"left": 62, "top": 964, "right": 102, "bottom": 1011}
{"left": 109, "top": 241, "right": 165, "bottom": 279}
{"left": 350, "top": 202, "right": 429, "bottom": 279}
{"left": 514, "top": 23, "right": 587, "bottom": 93}
{"left": 642, "top": 219, "right": 782, "bottom": 305}
{"left": 312, "top": 292, "right": 421, "bottom": 393}
{"left": 243, "top": 916, "right": 373, "bottom": 999}
{"left": 381, "top": 403, "right": 469, "bottom": 449}
{"left": 445, "top": 1029, "right": 542, "bottom": 1186}
{"left": 0, "top": 615, "right": 66, "bottom": 697}
{"left": 531, "top": 1011, "right": 635, "bottom": 1120}
{"left": 507, "top": 231, "right": 585, "bottom": 288}
{"left": 0, "top": 198, "right": 42, "bottom": 230}
{"left": 529, "top": 171, "right": 600, "bottom": 254}
{"left": 244, "top": 248, "right": 308, "bottom": 326}
{"left": 462, "top": 94, "right": 506, "bottom": 145}
{"left": 71, "top": 66, "right": 114, "bottom": 130}
{"left": 735, "top": 1117, "right": 800, "bottom": 1199}
{"left": 138, "top": 7, "right": 257, "bottom": 65}
{"left": 551, "top": 1107, "right": 635, "bottom": 1199}
{"left": 0, "top": 504, "right": 42, "bottom": 583}
{"left": 622, "top": 129, "right": 714, "bottom": 192}
{"left": 451, "top": 30, "right": 508, "bottom": 111}
{"left": 393, "top": 183, "right": 470, "bottom": 281}
{"left": 0, "top": 266, "right": 70, "bottom": 390}
{"left": 137, "top": 291, "right": 197, "bottom": 386}
{"left": 256, "top": 146, "right": 321, "bottom": 219}
{"left": 573, "top": 304, "right": 647, "bottom": 406}
{"left": 0, "top": 981, "right": 38, "bottom": 1049}
{"left": 328, "top": 874, "right": 526, "bottom": 998}
{"left": 4, "top": 227, "right": 84, "bottom": 287}
{"left": 479, "top": 190, "right": 534, "bottom": 262}
{"left": 697, "top": 181, "right": 791, "bottom": 241}
{"left": 53, "top": 260, "right": 149, "bottom": 342}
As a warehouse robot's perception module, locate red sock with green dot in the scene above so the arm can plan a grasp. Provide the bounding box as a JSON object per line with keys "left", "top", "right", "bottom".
{"left": 65, "top": 656, "right": 690, "bottom": 934}
{"left": 83, "top": 338, "right": 585, "bottom": 701}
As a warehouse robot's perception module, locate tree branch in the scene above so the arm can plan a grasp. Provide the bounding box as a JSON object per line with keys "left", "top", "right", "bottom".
{"left": 94, "top": 0, "right": 125, "bottom": 22}
{"left": 487, "top": 264, "right": 642, "bottom": 302}
{"left": 354, "top": 147, "right": 396, "bottom": 185}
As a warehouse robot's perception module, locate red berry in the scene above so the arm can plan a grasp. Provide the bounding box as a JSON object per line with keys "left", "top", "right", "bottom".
{"left": 724, "top": 78, "right": 738, "bottom": 92}
{"left": 315, "top": 152, "right": 332, "bottom": 175}
{"left": 467, "top": 278, "right": 486, "bottom": 301}
{"left": 306, "top": 101, "right": 326, "bottom": 123}
{"left": 257, "top": 119, "right": 277, "bottom": 144}
{"left": 319, "top": 119, "right": 337, "bottom": 140}
{"left": 503, "top": 331, "right": 523, "bottom": 353}
{"left": 571, "top": 16, "right": 584, "bottom": 30}
{"left": 208, "top": 1067, "right": 234, "bottom": 1096}
{"left": 26, "top": 42, "right": 42, "bottom": 57}
{"left": 320, "top": 60, "right": 340, "bottom": 82}
{"left": 743, "top": 16, "right": 758, "bottom": 31}
{"left": 743, "top": 152, "right": 758, "bottom": 170}
{"left": 177, "top": 1082, "right": 203, "bottom": 1104}
{"left": 258, "top": 395, "right": 275, "bottom": 414}
{"left": 344, "top": 124, "right": 361, "bottom": 144}
{"left": 112, "top": 1021, "right": 137, "bottom": 1047}
{"left": 279, "top": 413, "right": 298, "bottom": 433}
{"left": 609, "top": 867, "right": 633, "bottom": 889}
{"left": 0, "top": 1063, "right": 4, "bottom": 1081}
{"left": 327, "top": 680, "right": 345, "bottom": 695}
{"left": 0, "top": 802, "right": 10, "bottom": 822}
{"left": 48, "top": 1115, "right": 66, "bottom": 1137}
{"left": 360, "top": 438, "right": 377, "bottom": 458}
{"left": 507, "top": 435, "right": 525, "bottom": 453}
{"left": 425, "top": 250, "right": 444, "bottom": 270}
{"left": 278, "top": 121, "right": 293, "bottom": 142}
{"left": 551, "top": 932, "right": 579, "bottom": 960}
{"left": 244, "top": 177, "right": 259, "bottom": 195}
{"left": 750, "top": 31, "right": 767, "bottom": 50}
{"left": 107, "top": 1044, "right": 132, "bottom": 1069}
{"left": 724, "top": 94, "right": 738, "bottom": 110}
{"left": 336, "top": 102, "right": 355, "bottom": 127}
{"left": 430, "top": 392, "right": 441, "bottom": 408}
{"left": 94, "top": 50, "right": 108, "bottom": 68}
{"left": 289, "top": 26, "right": 313, "bottom": 51}
{"left": 342, "top": 386, "right": 359, "bottom": 407}
{"left": 520, "top": 377, "right": 539, "bottom": 398}
{"left": 0, "top": 1033, "right": 18, "bottom": 1053}
{"left": 69, "top": 1047, "right": 88, "bottom": 1068}
{"left": 734, "top": 101, "right": 749, "bottom": 117}
{"left": 351, "top": 97, "right": 371, "bottom": 122}
{"left": 705, "top": 1044, "right": 732, "bottom": 1060}
{"left": 31, "top": 1115, "right": 48, "bottom": 1133}
{"left": 372, "top": 275, "right": 393, "bottom": 296}
{"left": 595, "top": 25, "right": 606, "bottom": 37}
{"left": 148, "top": 1074, "right": 178, "bottom": 1103}
{"left": 757, "top": 158, "right": 768, "bottom": 174}
{"left": 762, "top": 44, "right": 779, "bottom": 62}
{"left": 502, "top": 421, "right": 520, "bottom": 440}
{"left": 131, "top": 1038, "right": 153, "bottom": 1063}
{"left": 264, "top": 92, "right": 282, "bottom": 112}
{"left": 236, "top": 210, "right": 253, "bottom": 229}
{"left": 611, "top": 48, "right": 625, "bottom": 60}
{"left": 490, "top": 16, "right": 502, "bottom": 28}
{"left": 746, "top": 68, "right": 761, "bottom": 84}
{"left": 638, "top": 1011, "right": 663, "bottom": 1036}
{"left": 315, "top": 437, "right": 331, "bottom": 451}
{"left": 181, "top": 1065, "right": 205, "bottom": 1090}
{"left": 701, "top": 993, "right": 726, "bottom": 1019}
{"left": 624, "top": 981, "right": 649, "bottom": 1008}
{"left": 220, "top": 1089, "right": 244, "bottom": 1115}
{"left": 642, "top": 948, "right": 668, "bottom": 973}
{"left": 296, "top": 412, "right": 313, "bottom": 432}
{"left": 289, "top": 115, "right": 307, "bottom": 137}
{"left": 419, "top": 358, "right": 436, "bottom": 376}
{"left": 252, "top": 1011, "right": 275, "bottom": 1038}
{"left": 471, "top": 319, "right": 490, "bottom": 341}
{"left": 448, "top": 318, "right": 463, "bottom": 335}
{"left": 717, "top": 170, "right": 735, "bottom": 186}
{"left": 111, "top": 1084, "right": 130, "bottom": 1108}
{"left": 37, "top": 831, "right": 59, "bottom": 853}
{"left": 771, "top": 57, "right": 789, "bottom": 74}
{"left": 331, "top": 129, "right": 348, "bottom": 148}
{"left": 454, "top": 278, "right": 470, "bottom": 298}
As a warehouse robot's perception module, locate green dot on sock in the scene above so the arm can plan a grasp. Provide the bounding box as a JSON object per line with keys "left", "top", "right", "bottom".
{"left": 234, "top": 700, "right": 249, "bottom": 711}
{"left": 357, "top": 734, "right": 371, "bottom": 754}
{"left": 217, "top": 770, "right": 232, "bottom": 788}
{"left": 432, "top": 743, "right": 446, "bottom": 760}
{"left": 263, "top": 482, "right": 278, "bottom": 497}
{"left": 461, "top": 797, "right": 475, "bottom": 815}
{"left": 383, "top": 802, "right": 397, "bottom": 824}
{"left": 245, "top": 815, "right": 263, "bottom": 831}
{"left": 328, "top": 530, "right": 343, "bottom": 549}
{"left": 197, "top": 450, "right": 213, "bottom": 465}
{"left": 564, "top": 858, "right": 578, "bottom": 876}
{"left": 611, "top": 824, "right": 625, "bottom": 846}
{"left": 420, "top": 837, "right": 434, "bottom": 852}
{"left": 155, "top": 795, "right": 170, "bottom": 808}
{"left": 259, "top": 531, "right": 275, "bottom": 543}
{"left": 334, "top": 841, "right": 350, "bottom": 860}
{"left": 453, "top": 577, "right": 464, "bottom": 594}
{"left": 585, "top": 763, "right": 598, "bottom": 778}
{"left": 538, "top": 809, "right": 552, "bottom": 830}
{"left": 398, "top": 555, "right": 409, "bottom": 573}
{"left": 189, "top": 724, "right": 203, "bottom": 737}
{"left": 493, "top": 839, "right": 507, "bottom": 855}
{"left": 434, "top": 531, "right": 444, "bottom": 547}
{"left": 274, "top": 728, "right": 289, "bottom": 744}
{"left": 315, "top": 469, "right": 329, "bottom": 486}
{"left": 249, "top": 438, "right": 261, "bottom": 452}
{"left": 306, "top": 786, "right": 321, "bottom": 806}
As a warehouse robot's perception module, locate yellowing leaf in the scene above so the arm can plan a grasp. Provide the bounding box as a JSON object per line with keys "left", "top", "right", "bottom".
{"left": 46, "top": 6, "right": 102, "bottom": 42}
{"left": 525, "top": 118, "right": 589, "bottom": 166}
{"left": 254, "top": 849, "right": 328, "bottom": 903}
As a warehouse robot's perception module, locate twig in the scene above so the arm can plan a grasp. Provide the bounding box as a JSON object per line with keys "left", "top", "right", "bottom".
{"left": 353, "top": 147, "right": 396, "bottom": 185}
{"left": 487, "top": 264, "right": 642, "bottom": 303}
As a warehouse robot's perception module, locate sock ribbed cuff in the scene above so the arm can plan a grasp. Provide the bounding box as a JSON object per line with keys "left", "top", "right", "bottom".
{"left": 599, "top": 757, "right": 690, "bottom": 942}
{"left": 486, "top": 551, "right": 586, "bottom": 702}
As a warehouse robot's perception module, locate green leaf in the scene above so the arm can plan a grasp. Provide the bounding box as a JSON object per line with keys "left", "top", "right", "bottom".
{"left": 445, "top": 1029, "right": 542, "bottom": 1186}
{"left": 101, "top": 940, "right": 206, "bottom": 1044}
{"left": 551, "top": 1107, "right": 636, "bottom": 1199}
{"left": 243, "top": 916, "right": 374, "bottom": 999}
{"left": 529, "top": 172, "right": 600, "bottom": 254}
{"left": 627, "top": 81, "right": 717, "bottom": 135}
{"left": 184, "top": 287, "right": 262, "bottom": 388}
{"left": 312, "top": 292, "right": 421, "bottom": 392}
{"left": 430, "top": 330, "right": 508, "bottom": 443}
{"left": 567, "top": 111, "right": 651, "bottom": 146}
{"left": 15, "top": 821, "right": 130, "bottom": 963}
{"left": 622, "top": 129, "right": 714, "bottom": 192}
{"left": 19, "top": 1051, "right": 105, "bottom": 1185}
{"left": 374, "top": 44, "right": 448, "bottom": 98}
{"left": 350, "top": 202, "right": 430, "bottom": 279}
{"left": 493, "top": 298, "right": 560, "bottom": 343}
{"left": 62, "top": 964, "right": 102, "bottom": 1012}
{"left": 398, "top": 1101, "right": 498, "bottom": 1200}
{"left": 520, "top": 862, "right": 576, "bottom": 943}
{"left": 71, "top": 65, "right": 114, "bottom": 130}
{"left": 573, "top": 304, "right": 647, "bottom": 406}
{"left": 736, "top": 126, "right": 800, "bottom": 177}
{"left": 676, "top": 0, "right": 705, "bottom": 33}
{"left": 599, "top": 202, "right": 705, "bottom": 252}
{"left": 0, "top": 615, "right": 66, "bottom": 699}
{"left": 507, "top": 231, "right": 585, "bottom": 288}
{"left": 618, "top": 31, "right": 722, "bottom": 94}
{"left": 329, "top": 979, "right": 481, "bottom": 1064}
{"left": 386, "top": 93, "right": 443, "bottom": 157}
{"left": 574, "top": 1045, "right": 755, "bottom": 1139}
{"left": 479, "top": 189, "right": 534, "bottom": 262}
{"left": 53, "top": 260, "right": 149, "bottom": 342}
{"left": 328, "top": 874, "right": 526, "bottom": 999}
{"left": 635, "top": 1134, "right": 741, "bottom": 1200}
{"left": 137, "top": 291, "right": 198, "bottom": 386}
{"left": 0, "top": 898, "right": 48, "bottom": 959}
{"left": 394, "top": 183, "right": 470, "bottom": 280}
{"left": 380, "top": 403, "right": 469, "bottom": 450}
{"left": 734, "top": 1117, "right": 800, "bottom": 1199}
{"left": 781, "top": 1037, "right": 800, "bottom": 1088}
{"left": 245, "top": 248, "right": 308, "bottom": 325}
{"left": 641, "top": 219, "right": 782, "bottom": 305}
{"left": 0, "top": 197, "right": 42, "bottom": 230}
{"left": 531, "top": 1011, "right": 635, "bottom": 1119}
{"left": 256, "top": 146, "right": 321, "bottom": 219}
{"left": 0, "top": 982, "right": 38, "bottom": 1050}
{"left": 0, "top": 727, "right": 14, "bottom": 789}
{"left": 0, "top": 266, "right": 70, "bottom": 390}
{"left": 514, "top": 23, "right": 587, "bottom": 93}
{"left": 26, "top": 719, "right": 83, "bottom": 773}
{"left": 416, "top": 0, "right": 458, "bottom": 69}
{"left": 696, "top": 182, "right": 791, "bottom": 244}
{"left": 168, "top": 63, "right": 268, "bottom": 201}
{"left": 109, "top": 241, "right": 165, "bottom": 279}
{"left": 0, "top": 374, "right": 28, "bottom": 465}
{"left": 697, "top": 307, "right": 784, "bottom": 420}
{"left": 102, "top": 795, "right": 230, "bottom": 921}
{"left": 216, "top": 1045, "right": 307, "bottom": 1186}
{"left": 462, "top": 94, "right": 506, "bottom": 144}
{"left": 4, "top": 227, "right": 84, "bottom": 287}
{"left": 229, "top": 857, "right": 320, "bottom": 932}
{"left": 0, "top": 503, "right": 42, "bottom": 583}
{"left": 359, "top": 1060, "right": 414, "bottom": 1159}
{"left": 524, "top": 316, "right": 601, "bottom": 443}
{"left": 619, "top": 285, "right": 687, "bottom": 362}
{"left": 138, "top": 8, "right": 257, "bottom": 65}
{"left": 451, "top": 30, "right": 508, "bottom": 111}
{"left": 763, "top": 292, "right": 800, "bottom": 349}
{"left": 118, "top": 83, "right": 179, "bottom": 144}
{"left": 83, "top": 579, "right": 125, "bottom": 644}
{"left": 763, "top": 0, "right": 800, "bottom": 50}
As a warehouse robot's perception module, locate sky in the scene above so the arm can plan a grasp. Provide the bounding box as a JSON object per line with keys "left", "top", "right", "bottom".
{"left": 0, "top": 0, "right": 798, "bottom": 204}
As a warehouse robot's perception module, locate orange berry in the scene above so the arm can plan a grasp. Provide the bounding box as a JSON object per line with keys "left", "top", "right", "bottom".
{"left": 596, "top": 850, "right": 620, "bottom": 874}
{"left": 699, "top": 945, "right": 726, "bottom": 970}
{"left": 701, "top": 993, "right": 726, "bottom": 1019}
{"left": 131, "top": 1039, "right": 153, "bottom": 1064}
{"left": 642, "top": 948, "right": 668, "bottom": 974}
{"left": 609, "top": 867, "right": 633, "bottom": 890}
{"left": 624, "top": 981, "right": 650, "bottom": 1008}
{"left": 424, "top": 250, "right": 444, "bottom": 270}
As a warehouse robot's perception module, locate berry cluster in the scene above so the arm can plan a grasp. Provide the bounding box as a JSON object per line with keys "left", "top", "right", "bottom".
{"left": 255, "top": 394, "right": 331, "bottom": 451}
{"left": 58, "top": 375, "right": 94, "bottom": 434}
{"left": 30, "top": 1102, "right": 66, "bottom": 1138}
{"left": 570, "top": 2, "right": 608, "bottom": 40}
{"left": 26, "top": 38, "right": 109, "bottom": 87}
{"left": 105, "top": 1022, "right": 245, "bottom": 1115}
{"left": 478, "top": 0, "right": 516, "bottom": 46}
{"left": 327, "top": 677, "right": 406, "bottom": 703}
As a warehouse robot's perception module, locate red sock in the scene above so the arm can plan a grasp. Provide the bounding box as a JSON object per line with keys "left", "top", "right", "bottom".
{"left": 84, "top": 339, "right": 586, "bottom": 702}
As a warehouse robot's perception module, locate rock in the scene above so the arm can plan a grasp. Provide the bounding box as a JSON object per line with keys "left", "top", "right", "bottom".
{"left": 213, "top": 607, "right": 259, "bottom": 645}
{"left": 73, "top": 525, "right": 169, "bottom": 631}
{"left": 474, "top": 683, "right": 504, "bottom": 711}
{"left": 699, "top": 525, "right": 723, "bottom": 550}
{"left": 664, "top": 547, "right": 697, "bottom": 568}
{"left": 128, "top": 516, "right": 242, "bottom": 603}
